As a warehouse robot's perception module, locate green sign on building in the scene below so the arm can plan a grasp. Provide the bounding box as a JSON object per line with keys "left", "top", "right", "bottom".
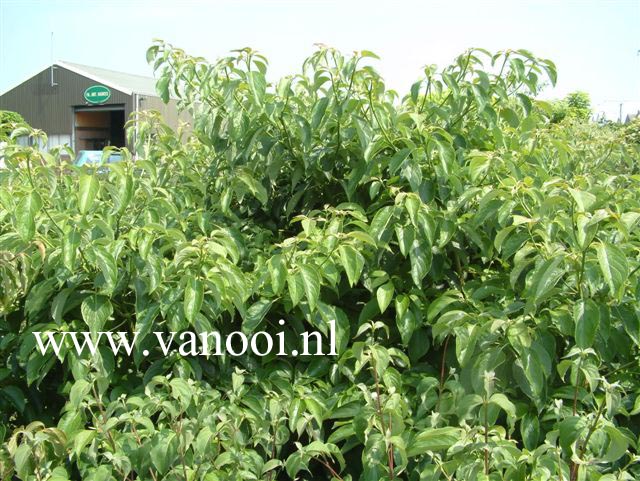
{"left": 83, "top": 85, "right": 111, "bottom": 104}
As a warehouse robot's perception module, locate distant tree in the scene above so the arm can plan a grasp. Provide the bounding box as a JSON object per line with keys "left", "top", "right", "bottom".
{"left": 549, "top": 91, "right": 592, "bottom": 123}
{"left": 565, "top": 91, "right": 591, "bottom": 121}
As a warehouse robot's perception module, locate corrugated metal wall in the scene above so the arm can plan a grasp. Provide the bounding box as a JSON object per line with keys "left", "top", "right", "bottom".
{"left": 0, "top": 66, "right": 133, "bottom": 135}
{"left": 142, "top": 96, "right": 192, "bottom": 132}
{"left": 0, "top": 66, "right": 191, "bottom": 150}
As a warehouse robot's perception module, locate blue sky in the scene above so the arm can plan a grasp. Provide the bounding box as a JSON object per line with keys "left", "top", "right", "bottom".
{"left": 1, "top": 0, "right": 639, "bottom": 119}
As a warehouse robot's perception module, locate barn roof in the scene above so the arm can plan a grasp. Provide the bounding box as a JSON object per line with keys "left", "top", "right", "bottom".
{"left": 56, "top": 61, "right": 159, "bottom": 97}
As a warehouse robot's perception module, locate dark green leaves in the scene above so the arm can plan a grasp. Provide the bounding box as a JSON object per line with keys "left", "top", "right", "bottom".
{"left": 1, "top": 42, "right": 638, "bottom": 481}
{"left": 574, "top": 298, "right": 599, "bottom": 348}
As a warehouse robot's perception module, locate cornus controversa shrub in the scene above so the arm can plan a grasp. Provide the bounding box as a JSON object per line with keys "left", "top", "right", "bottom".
{"left": 0, "top": 41, "right": 639, "bottom": 480}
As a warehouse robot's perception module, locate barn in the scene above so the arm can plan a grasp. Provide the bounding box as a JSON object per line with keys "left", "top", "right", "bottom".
{"left": 0, "top": 61, "right": 187, "bottom": 152}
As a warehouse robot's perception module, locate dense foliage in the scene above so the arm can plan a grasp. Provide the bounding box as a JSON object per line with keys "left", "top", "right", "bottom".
{"left": 0, "top": 110, "right": 28, "bottom": 141}
{"left": 0, "top": 43, "right": 639, "bottom": 481}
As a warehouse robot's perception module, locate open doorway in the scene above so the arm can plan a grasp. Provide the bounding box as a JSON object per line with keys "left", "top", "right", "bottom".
{"left": 73, "top": 106, "right": 125, "bottom": 152}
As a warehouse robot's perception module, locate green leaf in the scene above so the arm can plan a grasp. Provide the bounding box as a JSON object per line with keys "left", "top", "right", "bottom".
{"left": 150, "top": 431, "right": 178, "bottom": 474}
{"left": 311, "top": 96, "right": 330, "bottom": 129}
{"left": 346, "top": 230, "right": 377, "bottom": 247}
{"left": 14, "top": 442, "right": 33, "bottom": 479}
{"left": 500, "top": 107, "right": 520, "bottom": 128}
{"left": 409, "top": 240, "right": 432, "bottom": 286}
{"left": 81, "top": 295, "right": 113, "bottom": 332}
{"left": 93, "top": 246, "right": 118, "bottom": 293}
{"left": 237, "top": 169, "right": 268, "bottom": 205}
{"left": 243, "top": 298, "right": 273, "bottom": 333}
{"left": 285, "top": 451, "right": 308, "bottom": 479}
{"left": 395, "top": 224, "right": 415, "bottom": 256}
{"left": 569, "top": 188, "right": 596, "bottom": 213}
{"left": 78, "top": 174, "right": 100, "bottom": 214}
{"left": 184, "top": 276, "right": 204, "bottom": 324}
{"left": 338, "top": 244, "right": 365, "bottom": 287}
{"left": 73, "top": 430, "right": 96, "bottom": 459}
{"left": 49, "top": 466, "right": 71, "bottom": 481}
{"left": 247, "top": 71, "right": 267, "bottom": 105}
{"left": 287, "top": 271, "right": 304, "bottom": 307}
{"left": 613, "top": 305, "right": 640, "bottom": 347}
{"left": 489, "top": 393, "right": 516, "bottom": 418}
{"left": 299, "top": 264, "right": 321, "bottom": 311}
{"left": 376, "top": 281, "right": 394, "bottom": 314}
{"left": 268, "top": 254, "right": 287, "bottom": 294}
{"left": 369, "top": 206, "right": 395, "bottom": 244}
{"left": 407, "top": 427, "right": 462, "bottom": 456}
{"left": 574, "top": 298, "right": 600, "bottom": 348}
{"left": 396, "top": 306, "right": 417, "bottom": 346}
{"left": 16, "top": 191, "right": 42, "bottom": 241}
{"left": 1, "top": 385, "right": 25, "bottom": 412}
{"left": 169, "top": 378, "right": 193, "bottom": 410}
{"left": 63, "top": 228, "right": 80, "bottom": 271}
{"left": 527, "top": 255, "right": 565, "bottom": 308}
{"left": 602, "top": 425, "right": 629, "bottom": 463}
{"left": 520, "top": 413, "right": 540, "bottom": 451}
{"left": 156, "top": 75, "right": 170, "bottom": 103}
{"left": 596, "top": 242, "right": 628, "bottom": 299}
{"left": 69, "top": 380, "right": 91, "bottom": 410}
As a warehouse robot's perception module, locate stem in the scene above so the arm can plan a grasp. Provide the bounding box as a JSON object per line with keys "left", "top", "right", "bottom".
{"left": 266, "top": 419, "right": 278, "bottom": 481}
{"left": 317, "top": 456, "right": 344, "bottom": 481}
{"left": 368, "top": 86, "right": 395, "bottom": 149}
{"left": 572, "top": 357, "right": 583, "bottom": 416}
{"left": 91, "top": 384, "right": 133, "bottom": 481}
{"left": 128, "top": 417, "right": 159, "bottom": 481}
{"left": 176, "top": 413, "right": 189, "bottom": 481}
{"left": 371, "top": 356, "right": 394, "bottom": 480}
{"left": 570, "top": 396, "right": 605, "bottom": 481}
{"left": 556, "top": 446, "right": 564, "bottom": 481}
{"left": 569, "top": 356, "right": 585, "bottom": 481}
{"left": 483, "top": 395, "right": 489, "bottom": 475}
{"left": 436, "top": 335, "right": 450, "bottom": 411}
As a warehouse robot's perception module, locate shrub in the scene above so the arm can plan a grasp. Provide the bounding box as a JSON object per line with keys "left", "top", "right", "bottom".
{"left": 0, "top": 110, "right": 29, "bottom": 142}
{"left": 0, "top": 44, "right": 638, "bottom": 480}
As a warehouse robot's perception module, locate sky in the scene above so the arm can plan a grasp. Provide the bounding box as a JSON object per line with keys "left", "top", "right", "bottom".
{"left": 1, "top": 0, "right": 639, "bottom": 120}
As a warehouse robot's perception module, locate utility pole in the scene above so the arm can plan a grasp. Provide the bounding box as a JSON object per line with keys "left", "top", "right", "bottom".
{"left": 619, "top": 103, "right": 623, "bottom": 123}
{"left": 50, "top": 32, "right": 58, "bottom": 87}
